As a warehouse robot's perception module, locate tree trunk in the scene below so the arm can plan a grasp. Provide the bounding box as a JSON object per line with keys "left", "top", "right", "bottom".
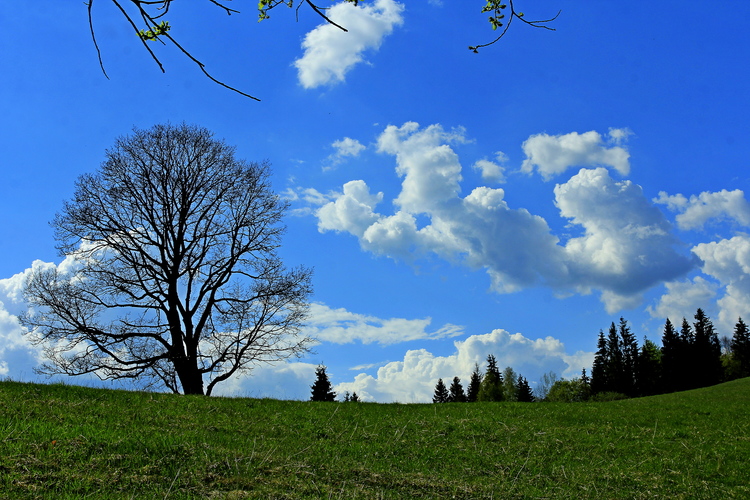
{"left": 175, "top": 357, "right": 205, "bottom": 395}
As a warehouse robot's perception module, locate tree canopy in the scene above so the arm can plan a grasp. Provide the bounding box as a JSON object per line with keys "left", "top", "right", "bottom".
{"left": 22, "top": 123, "right": 313, "bottom": 396}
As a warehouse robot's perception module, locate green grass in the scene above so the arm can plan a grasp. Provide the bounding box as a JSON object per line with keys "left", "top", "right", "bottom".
{"left": 1, "top": 378, "right": 749, "bottom": 499}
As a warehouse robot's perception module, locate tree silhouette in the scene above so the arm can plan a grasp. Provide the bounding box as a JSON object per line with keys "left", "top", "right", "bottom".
{"left": 433, "top": 378, "right": 449, "bottom": 403}
{"left": 448, "top": 376, "right": 466, "bottom": 403}
{"left": 310, "top": 365, "right": 337, "bottom": 401}
{"left": 22, "top": 124, "right": 313, "bottom": 395}
{"left": 466, "top": 363, "right": 482, "bottom": 402}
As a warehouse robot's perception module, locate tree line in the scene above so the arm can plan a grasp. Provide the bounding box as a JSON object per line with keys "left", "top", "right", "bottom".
{"left": 432, "top": 354, "right": 535, "bottom": 403}
{"left": 589, "top": 309, "right": 750, "bottom": 401}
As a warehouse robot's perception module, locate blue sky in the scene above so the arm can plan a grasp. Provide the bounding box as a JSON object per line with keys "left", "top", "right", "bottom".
{"left": 1, "top": 1, "right": 749, "bottom": 402}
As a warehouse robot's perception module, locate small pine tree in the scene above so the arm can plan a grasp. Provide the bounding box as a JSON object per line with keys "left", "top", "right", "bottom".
{"left": 591, "top": 330, "right": 608, "bottom": 395}
{"left": 466, "top": 363, "right": 482, "bottom": 402}
{"left": 477, "top": 354, "right": 504, "bottom": 402}
{"left": 350, "top": 391, "right": 360, "bottom": 402}
{"left": 516, "top": 375, "right": 535, "bottom": 402}
{"left": 433, "top": 378, "right": 449, "bottom": 403}
{"left": 448, "top": 376, "right": 466, "bottom": 402}
{"left": 310, "top": 365, "right": 337, "bottom": 402}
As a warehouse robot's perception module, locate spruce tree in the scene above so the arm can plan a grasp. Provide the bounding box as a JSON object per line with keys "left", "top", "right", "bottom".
{"left": 350, "top": 392, "right": 360, "bottom": 402}
{"left": 660, "top": 318, "right": 681, "bottom": 393}
{"left": 433, "top": 378, "right": 449, "bottom": 403}
{"left": 466, "top": 363, "right": 482, "bottom": 402}
{"left": 619, "top": 318, "right": 639, "bottom": 397}
{"left": 477, "top": 354, "right": 504, "bottom": 401}
{"left": 516, "top": 375, "right": 535, "bottom": 402}
{"left": 636, "top": 338, "right": 662, "bottom": 396}
{"left": 731, "top": 317, "right": 750, "bottom": 378}
{"left": 448, "top": 377, "right": 467, "bottom": 402}
{"left": 606, "top": 322, "right": 625, "bottom": 394}
{"left": 680, "top": 318, "right": 697, "bottom": 390}
{"left": 694, "top": 309, "right": 722, "bottom": 387}
{"left": 310, "top": 365, "right": 337, "bottom": 402}
{"left": 591, "top": 330, "right": 608, "bottom": 395}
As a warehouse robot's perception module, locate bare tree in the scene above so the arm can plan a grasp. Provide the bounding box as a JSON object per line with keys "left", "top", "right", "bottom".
{"left": 21, "top": 123, "right": 313, "bottom": 395}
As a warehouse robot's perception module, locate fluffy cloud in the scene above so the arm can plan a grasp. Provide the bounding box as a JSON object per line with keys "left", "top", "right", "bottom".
{"left": 295, "top": 0, "right": 405, "bottom": 88}
{"left": 310, "top": 123, "right": 695, "bottom": 310}
{"left": 692, "top": 235, "right": 750, "bottom": 332}
{"left": 334, "top": 329, "right": 594, "bottom": 402}
{"left": 654, "top": 189, "right": 750, "bottom": 230}
{"left": 303, "top": 302, "right": 464, "bottom": 345}
{"left": 472, "top": 151, "right": 508, "bottom": 183}
{"left": 555, "top": 167, "right": 697, "bottom": 310}
{"left": 324, "top": 137, "right": 366, "bottom": 170}
{"left": 647, "top": 276, "right": 719, "bottom": 324}
{"left": 520, "top": 129, "right": 631, "bottom": 180}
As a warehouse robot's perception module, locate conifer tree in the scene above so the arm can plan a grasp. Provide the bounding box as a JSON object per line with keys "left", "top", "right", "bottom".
{"left": 433, "top": 378, "right": 450, "bottom": 403}
{"left": 606, "top": 322, "right": 625, "bottom": 394}
{"left": 679, "top": 318, "right": 697, "bottom": 390}
{"left": 448, "top": 377, "right": 467, "bottom": 402}
{"left": 466, "top": 363, "right": 482, "bottom": 402}
{"left": 660, "top": 318, "right": 681, "bottom": 393}
{"left": 590, "top": 330, "right": 608, "bottom": 395}
{"left": 694, "top": 309, "right": 722, "bottom": 387}
{"left": 310, "top": 365, "right": 337, "bottom": 402}
{"left": 477, "top": 354, "right": 504, "bottom": 401}
{"left": 516, "top": 375, "right": 535, "bottom": 402}
{"left": 636, "top": 338, "right": 662, "bottom": 396}
{"left": 731, "top": 317, "right": 750, "bottom": 378}
{"left": 350, "top": 392, "right": 360, "bottom": 402}
{"left": 619, "top": 318, "right": 639, "bottom": 397}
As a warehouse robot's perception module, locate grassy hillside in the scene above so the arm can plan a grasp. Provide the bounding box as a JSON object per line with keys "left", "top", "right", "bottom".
{"left": 1, "top": 378, "right": 749, "bottom": 499}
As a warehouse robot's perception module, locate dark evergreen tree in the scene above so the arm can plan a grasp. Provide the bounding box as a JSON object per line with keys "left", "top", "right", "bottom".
{"left": 466, "top": 363, "right": 482, "bottom": 402}
{"left": 448, "top": 377, "right": 467, "bottom": 402}
{"left": 590, "top": 330, "right": 608, "bottom": 395}
{"left": 694, "top": 309, "right": 722, "bottom": 387}
{"left": 731, "top": 317, "right": 750, "bottom": 378}
{"left": 636, "top": 338, "right": 662, "bottom": 396}
{"left": 619, "top": 318, "right": 639, "bottom": 397}
{"left": 660, "top": 318, "right": 682, "bottom": 393}
{"left": 680, "top": 318, "right": 697, "bottom": 390}
{"left": 477, "top": 354, "right": 504, "bottom": 401}
{"left": 606, "top": 322, "right": 625, "bottom": 394}
{"left": 433, "top": 378, "right": 449, "bottom": 403}
{"left": 310, "top": 365, "right": 337, "bottom": 402}
{"left": 516, "top": 375, "right": 535, "bottom": 402}
{"left": 350, "top": 392, "right": 360, "bottom": 402}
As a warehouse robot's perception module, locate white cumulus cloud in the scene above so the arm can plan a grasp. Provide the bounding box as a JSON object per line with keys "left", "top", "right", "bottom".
{"left": 521, "top": 129, "right": 631, "bottom": 180}
{"left": 654, "top": 189, "right": 750, "bottom": 230}
{"left": 308, "top": 123, "right": 695, "bottom": 311}
{"left": 333, "top": 329, "right": 594, "bottom": 402}
{"left": 295, "top": 0, "right": 405, "bottom": 89}
{"left": 692, "top": 235, "right": 750, "bottom": 332}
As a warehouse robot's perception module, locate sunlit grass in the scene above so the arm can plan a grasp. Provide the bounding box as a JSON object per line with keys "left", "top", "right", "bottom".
{"left": 1, "top": 378, "right": 749, "bottom": 498}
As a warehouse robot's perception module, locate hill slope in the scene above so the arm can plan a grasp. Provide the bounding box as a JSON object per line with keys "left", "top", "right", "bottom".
{"left": 1, "top": 378, "right": 749, "bottom": 499}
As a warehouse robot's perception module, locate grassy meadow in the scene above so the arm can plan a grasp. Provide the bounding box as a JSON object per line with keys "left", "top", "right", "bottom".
{"left": 1, "top": 378, "right": 749, "bottom": 499}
